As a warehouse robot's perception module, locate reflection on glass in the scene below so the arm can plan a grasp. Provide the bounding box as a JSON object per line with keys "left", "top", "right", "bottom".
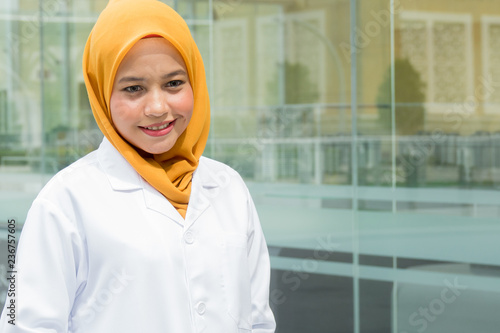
{"left": 0, "top": 0, "right": 499, "bottom": 332}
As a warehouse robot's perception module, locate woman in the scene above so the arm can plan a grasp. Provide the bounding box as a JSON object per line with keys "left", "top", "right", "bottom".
{"left": 0, "top": 0, "right": 276, "bottom": 332}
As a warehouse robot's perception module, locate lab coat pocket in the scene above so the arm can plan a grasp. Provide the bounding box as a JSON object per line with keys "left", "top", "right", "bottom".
{"left": 221, "top": 233, "right": 253, "bottom": 331}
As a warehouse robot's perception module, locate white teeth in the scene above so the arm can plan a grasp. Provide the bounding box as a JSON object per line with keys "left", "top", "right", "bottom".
{"left": 146, "top": 122, "right": 169, "bottom": 130}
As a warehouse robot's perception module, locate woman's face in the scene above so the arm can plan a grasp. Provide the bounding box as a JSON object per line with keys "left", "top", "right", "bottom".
{"left": 110, "top": 38, "right": 194, "bottom": 155}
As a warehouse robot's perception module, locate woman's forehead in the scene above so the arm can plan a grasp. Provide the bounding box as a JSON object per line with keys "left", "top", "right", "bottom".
{"left": 115, "top": 38, "right": 189, "bottom": 77}
{"left": 122, "top": 37, "right": 186, "bottom": 67}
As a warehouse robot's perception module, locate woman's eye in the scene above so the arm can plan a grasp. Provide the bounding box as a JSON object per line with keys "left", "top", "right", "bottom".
{"left": 167, "top": 80, "right": 183, "bottom": 88}
{"left": 124, "top": 85, "right": 142, "bottom": 93}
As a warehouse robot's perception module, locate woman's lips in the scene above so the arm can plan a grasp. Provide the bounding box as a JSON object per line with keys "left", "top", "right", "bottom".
{"left": 139, "top": 120, "right": 176, "bottom": 137}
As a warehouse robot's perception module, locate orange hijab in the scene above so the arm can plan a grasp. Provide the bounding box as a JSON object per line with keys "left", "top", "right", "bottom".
{"left": 82, "top": 0, "right": 210, "bottom": 218}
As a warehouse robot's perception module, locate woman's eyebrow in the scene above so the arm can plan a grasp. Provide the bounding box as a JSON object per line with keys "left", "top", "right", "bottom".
{"left": 117, "top": 70, "right": 187, "bottom": 84}
{"left": 162, "top": 69, "right": 188, "bottom": 79}
{"left": 118, "top": 76, "right": 145, "bottom": 84}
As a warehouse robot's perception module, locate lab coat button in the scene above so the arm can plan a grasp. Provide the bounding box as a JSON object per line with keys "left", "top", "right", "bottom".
{"left": 184, "top": 231, "right": 194, "bottom": 244}
{"left": 196, "top": 302, "right": 206, "bottom": 315}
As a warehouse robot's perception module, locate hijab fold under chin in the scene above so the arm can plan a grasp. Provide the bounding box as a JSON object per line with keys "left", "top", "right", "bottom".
{"left": 83, "top": 0, "right": 210, "bottom": 218}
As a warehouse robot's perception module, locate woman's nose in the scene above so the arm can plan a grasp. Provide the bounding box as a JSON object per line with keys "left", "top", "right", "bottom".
{"left": 144, "top": 89, "right": 168, "bottom": 117}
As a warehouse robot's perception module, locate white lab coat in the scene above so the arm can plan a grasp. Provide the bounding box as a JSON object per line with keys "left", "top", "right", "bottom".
{"left": 0, "top": 138, "right": 276, "bottom": 333}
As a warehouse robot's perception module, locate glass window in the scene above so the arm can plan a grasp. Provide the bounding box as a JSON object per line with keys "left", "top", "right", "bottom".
{"left": 1, "top": 0, "right": 499, "bottom": 332}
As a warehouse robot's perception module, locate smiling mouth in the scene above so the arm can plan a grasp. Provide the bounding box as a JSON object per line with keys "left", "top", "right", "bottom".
{"left": 142, "top": 121, "right": 173, "bottom": 131}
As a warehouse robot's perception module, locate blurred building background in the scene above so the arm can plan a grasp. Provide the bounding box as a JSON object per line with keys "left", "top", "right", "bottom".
{"left": 0, "top": 0, "right": 499, "bottom": 332}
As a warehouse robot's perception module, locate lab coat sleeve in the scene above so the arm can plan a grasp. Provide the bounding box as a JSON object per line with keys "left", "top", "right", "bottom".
{"left": 0, "top": 197, "right": 87, "bottom": 332}
{"left": 246, "top": 190, "right": 276, "bottom": 333}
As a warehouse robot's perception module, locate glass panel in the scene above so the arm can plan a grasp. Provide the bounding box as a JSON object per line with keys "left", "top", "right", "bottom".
{"left": 357, "top": 1, "right": 500, "bottom": 333}
{"left": 1, "top": 0, "right": 500, "bottom": 332}
{"left": 0, "top": 2, "right": 45, "bottom": 227}
{"left": 209, "top": 1, "right": 353, "bottom": 332}
{"left": 396, "top": 278, "right": 500, "bottom": 332}
{"left": 175, "top": 0, "right": 210, "bottom": 20}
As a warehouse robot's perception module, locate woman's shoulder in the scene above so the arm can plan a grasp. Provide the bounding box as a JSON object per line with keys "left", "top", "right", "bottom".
{"left": 196, "top": 156, "right": 249, "bottom": 194}
{"left": 36, "top": 150, "right": 102, "bottom": 197}
{"left": 38, "top": 138, "right": 137, "bottom": 201}
{"left": 198, "top": 156, "right": 242, "bottom": 180}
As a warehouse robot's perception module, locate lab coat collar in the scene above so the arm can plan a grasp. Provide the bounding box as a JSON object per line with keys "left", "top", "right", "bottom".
{"left": 141, "top": 178, "right": 185, "bottom": 226}
{"left": 138, "top": 159, "right": 223, "bottom": 228}
{"left": 184, "top": 158, "right": 217, "bottom": 229}
{"left": 97, "top": 139, "right": 220, "bottom": 227}
{"left": 98, "top": 138, "right": 185, "bottom": 225}
{"left": 97, "top": 137, "right": 142, "bottom": 191}
{"left": 195, "top": 157, "right": 224, "bottom": 189}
